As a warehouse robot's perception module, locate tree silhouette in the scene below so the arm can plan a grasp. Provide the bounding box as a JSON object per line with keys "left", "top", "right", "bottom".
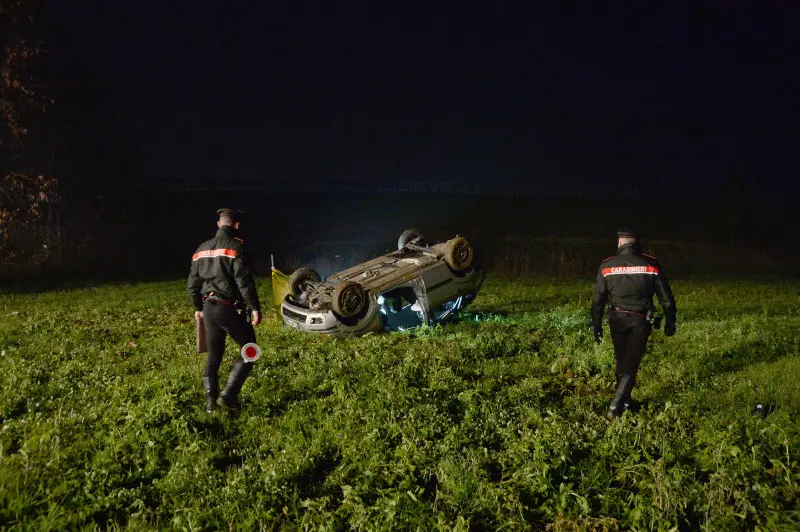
{"left": 1, "top": 0, "right": 145, "bottom": 274}
{"left": 0, "top": 0, "right": 57, "bottom": 266}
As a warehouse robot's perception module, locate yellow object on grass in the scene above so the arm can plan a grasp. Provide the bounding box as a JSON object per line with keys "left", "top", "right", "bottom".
{"left": 271, "top": 267, "right": 291, "bottom": 308}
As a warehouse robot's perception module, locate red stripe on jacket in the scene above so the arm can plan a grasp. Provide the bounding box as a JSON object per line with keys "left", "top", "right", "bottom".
{"left": 192, "top": 248, "right": 237, "bottom": 261}
{"left": 602, "top": 265, "right": 659, "bottom": 277}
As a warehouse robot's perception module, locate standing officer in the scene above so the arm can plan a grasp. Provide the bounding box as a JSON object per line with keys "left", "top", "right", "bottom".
{"left": 591, "top": 228, "right": 677, "bottom": 420}
{"left": 188, "top": 208, "right": 262, "bottom": 412}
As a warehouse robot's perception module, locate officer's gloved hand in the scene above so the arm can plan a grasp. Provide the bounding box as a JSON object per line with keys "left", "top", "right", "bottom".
{"left": 593, "top": 327, "right": 603, "bottom": 344}
{"left": 664, "top": 318, "right": 676, "bottom": 337}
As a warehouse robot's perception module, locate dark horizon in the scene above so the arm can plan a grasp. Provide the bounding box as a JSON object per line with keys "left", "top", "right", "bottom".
{"left": 43, "top": 2, "right": 799, "bottom": 198}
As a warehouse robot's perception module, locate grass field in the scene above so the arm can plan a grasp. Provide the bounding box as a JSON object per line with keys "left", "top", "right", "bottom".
{"left": 0, "top": 279, "right": 798, "bottom": 530}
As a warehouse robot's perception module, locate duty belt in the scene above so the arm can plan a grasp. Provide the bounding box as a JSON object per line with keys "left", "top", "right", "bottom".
{"left": 610, "top": 306, "right": 649, "bottom": 319}
{"left": 611, "top": 306, "right": 661, "bottom": 327}
{"left": 203, "top": 293, "right": 239, "bottom": 307}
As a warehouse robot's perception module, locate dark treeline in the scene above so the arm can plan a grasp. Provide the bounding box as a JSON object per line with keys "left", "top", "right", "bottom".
{"left": 5, "top": 189, "right": 794, "bottom": 289}
{"left": 144, "top": 191, "right": 798, "bottom": 282}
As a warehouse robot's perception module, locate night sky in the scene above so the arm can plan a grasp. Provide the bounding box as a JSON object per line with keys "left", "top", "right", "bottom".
{"left": 46, "top": 2, "right": 798, "bottom": 197}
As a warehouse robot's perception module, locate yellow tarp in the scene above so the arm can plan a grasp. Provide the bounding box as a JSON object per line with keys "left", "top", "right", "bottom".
{"left": 271, "top": 267, "right": 291, "bottom": 308}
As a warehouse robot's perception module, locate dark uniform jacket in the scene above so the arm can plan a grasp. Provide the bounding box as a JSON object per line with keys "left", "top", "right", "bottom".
{"left": 187, "top": 226, "right": 261, "bottom": 312}
{"left": 591, "top": 244, "right": 676, "bottom": 330}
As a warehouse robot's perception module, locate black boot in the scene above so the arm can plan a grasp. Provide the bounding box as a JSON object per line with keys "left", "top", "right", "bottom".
{"left": 606, "top": 375, "right": 633, "bottom": 420}
{"left": 623, "top": 398, "right": 641, "bottom": 413}
{"left": 217, "top": 360, "right": 253, "bottom": 412}
{"left": 203, "top": 375, "right": 218, "bottom": 413}
{"left": 623, "top": 391, "right": 641, "bottom": 413}
{"left": 622, "top": 378, "right": 640, "bottom": 414}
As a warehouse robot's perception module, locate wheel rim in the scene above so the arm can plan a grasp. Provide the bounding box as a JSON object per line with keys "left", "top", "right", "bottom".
{"left": 454, "top": 243, "right": 471, "bottom": 266}
{"left": 340, "top": 285, "right": 365, "bottom": 315}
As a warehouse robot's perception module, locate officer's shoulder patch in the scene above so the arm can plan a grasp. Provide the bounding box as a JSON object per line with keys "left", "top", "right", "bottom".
{"left": 601, "top": 255, "right": 615, "bottom": 263}
{"left": 234, "top": 237, "right": 244, "bottom": 243}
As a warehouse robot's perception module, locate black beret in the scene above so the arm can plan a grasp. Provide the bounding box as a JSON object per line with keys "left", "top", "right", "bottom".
{"left": 217, "top": 208, "right": 245, "bottom": 222}
{"left": 617, "top": 227, "right": 640, "bottom": 239}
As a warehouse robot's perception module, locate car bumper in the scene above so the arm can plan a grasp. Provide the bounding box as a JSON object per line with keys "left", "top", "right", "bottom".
{"left": 280, "top": 297, "right": 382, "bottom": 338}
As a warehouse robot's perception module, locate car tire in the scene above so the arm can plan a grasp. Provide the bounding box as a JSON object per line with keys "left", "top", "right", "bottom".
{"left": 289, "top": 268, "right": 322, "bottom": 296}
{"left": 332, "top": 281, "right": 367, "bottom": 318}
{"left": 444, "top": 237, "right": 474, "bottom": 271}
{"left": 398, "top": 229, "right": 426, "bottom": 250}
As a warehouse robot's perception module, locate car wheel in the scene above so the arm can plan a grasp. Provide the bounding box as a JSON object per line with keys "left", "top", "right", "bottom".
{"left": 444, "top": 237, "right": 474, "bottom": 271}
{"left": 332, "top": 281, "right": 367, "bottom": 318}
{"left": 289, "top": 268, "right": 322, "bottom": 296}
{"left": 398, "top": 229, "right": 426, "bottom": 250}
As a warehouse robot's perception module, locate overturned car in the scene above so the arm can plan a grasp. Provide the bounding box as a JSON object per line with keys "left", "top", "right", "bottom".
{"left": 276, "top": 230, "right": 485, "bottom": 337}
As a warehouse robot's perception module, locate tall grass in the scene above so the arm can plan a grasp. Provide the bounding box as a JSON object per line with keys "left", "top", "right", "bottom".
{"left": 0, "top": 279, "right": 798, "bottom": 529}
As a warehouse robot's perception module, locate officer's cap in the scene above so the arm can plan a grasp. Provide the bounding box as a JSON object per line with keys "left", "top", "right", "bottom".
{"left": 217, "top": 208, "right": 245, "bottom": 223}
{"left": 617, "top": 227, "right": 640, "bottom": 239}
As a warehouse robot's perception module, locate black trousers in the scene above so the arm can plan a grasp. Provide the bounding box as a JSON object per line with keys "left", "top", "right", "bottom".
{"left": 608, "top": 311, "right": 652, "bottom": 396}
{"left": 202, "top": 300, "right": 256, "bottom": 390}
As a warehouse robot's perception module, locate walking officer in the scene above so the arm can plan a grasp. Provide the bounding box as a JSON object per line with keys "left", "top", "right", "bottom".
{"left": 591, "top": 228, "right": 677, "bottom": 420}
{"left": 188, "top": 208, "right": 262, "bottom": 412}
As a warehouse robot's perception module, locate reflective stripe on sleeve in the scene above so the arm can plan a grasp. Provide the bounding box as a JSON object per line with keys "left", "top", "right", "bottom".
{"left": 602, "top": 265, "right": 659, "bottom": 277}
{"left": 192, "top": 248, "right": 237, "bottom": 261}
